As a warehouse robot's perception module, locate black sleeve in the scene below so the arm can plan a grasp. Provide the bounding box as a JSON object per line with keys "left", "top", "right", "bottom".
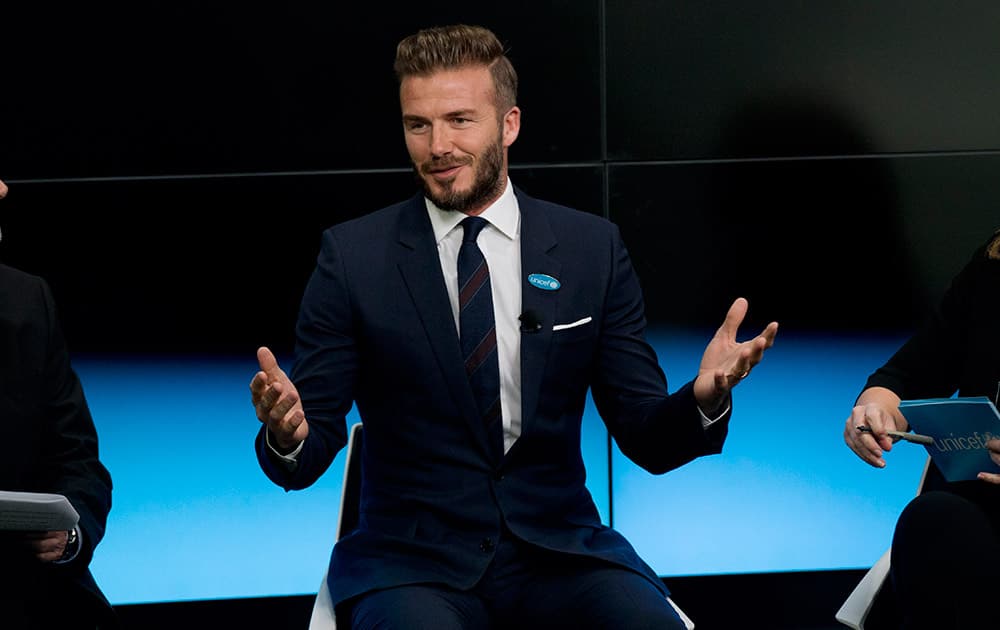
{"left": 34, "top": 276, "right": 113, "bottom": 568}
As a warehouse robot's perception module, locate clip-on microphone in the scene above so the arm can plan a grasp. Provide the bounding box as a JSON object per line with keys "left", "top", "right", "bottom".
{"left": 519, "top": 310, "right": 542, "bottom": 333}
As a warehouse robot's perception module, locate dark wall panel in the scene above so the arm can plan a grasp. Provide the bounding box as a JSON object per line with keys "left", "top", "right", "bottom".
{"left": 610, "top": 153, "right": 1000, "bottom": 333}
{"left": 0, "top": 166, "right": 602, "bottom": 356}
{"left": 1, "top": 1, "right": 601, "bottom": 179}
{"left": 606, "top": 1, "right": 1000, "bottom": 160}
{"left": 1, "top": 173, "right": 403, "bottom": 355}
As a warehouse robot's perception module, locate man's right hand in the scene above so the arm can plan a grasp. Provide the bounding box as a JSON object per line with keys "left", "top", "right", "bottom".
{"left": 0, "top": 179, "right": 8, "bottom": 198}
{"left": 250, "top": 346, "right": 309, "bottom": 452}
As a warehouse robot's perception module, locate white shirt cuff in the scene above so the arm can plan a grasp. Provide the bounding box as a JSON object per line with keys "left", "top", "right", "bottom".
{"left": 699, "top": 402, "right": 730, "bottom": 428}
{"left": 265, "top": 430, "right": 304, "bottom": 470}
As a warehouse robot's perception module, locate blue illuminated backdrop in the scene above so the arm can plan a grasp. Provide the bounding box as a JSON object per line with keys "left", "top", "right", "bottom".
{"left": 80, "top": 330, "right": 926, "bottom": 605}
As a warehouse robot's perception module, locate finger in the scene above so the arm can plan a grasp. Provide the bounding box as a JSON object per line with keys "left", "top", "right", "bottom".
{"left": 743, "top": 337, "right": 768, "bottom": 368}
{"left": 865, "top": 427, "right": 895, "bottom": 453}
{"left": 758, "top": 321, "right": 779, "bottom": 347}
{"left": 258, "top": 380, "right": 284, "bottom": 416}
{"left": 733, "top": 338, "right": 767, "bottom": 380}
{"left": 37, "top": 543, "right": 65, "bottom": 562}
{"left": 249, "top": 371, "right": 269, "bottom": 401}
{"left": 28, "top": 531, "right": 65, "bottom": 562}
{"left": 272, "top": 408, "right": 307, "bottom": 447}
{"left": 858, "top": 433, "right": 887, "bottom": 463}
{"left": 713, "top": 369, "right": 730, "bottom": 392}
{"left": 856, "top": 405, "right": 897, "bottom": 452}
{"left": 977, "top": 471, "right": 1000, "bottom": 484}
{"left": 0, "top": 179, "right": 7, "bottom": 199}
{"left": 740, "top": 324, "right": 778, "bottom": 370}
{"left": 268, "top": 385, "right": 301, "bottom": 425}
{"left": 283, "top": 408, "right": 305, "bottom": 435}
{"left": 989, "top": 448, "right": 1000, "bottom": 468}
{"left": 253, "top": 378, "right": 286, "bottom": 424}
{"left": 716, "top": 297, "right": 749, "bottom": 340}
{"left": 845, "top": 408, "right": 887, "bottom": 465}
{"left": 852, "top": 440, "right": 886, "bottom": 468}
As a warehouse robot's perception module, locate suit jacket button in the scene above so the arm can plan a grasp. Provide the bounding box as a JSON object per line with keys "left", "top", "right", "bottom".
{"left": 479, "top": 538, "right": 495, "bottom": 553}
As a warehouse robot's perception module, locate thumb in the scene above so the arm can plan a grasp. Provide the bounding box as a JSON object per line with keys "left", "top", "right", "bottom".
{"left": 257, "top": 346, "right": 281, "bottom": 377}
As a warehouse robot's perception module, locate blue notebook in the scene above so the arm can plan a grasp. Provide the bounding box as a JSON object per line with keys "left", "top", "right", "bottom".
{"left": 900, "top": 396, "right": 1000, "bottom": 482}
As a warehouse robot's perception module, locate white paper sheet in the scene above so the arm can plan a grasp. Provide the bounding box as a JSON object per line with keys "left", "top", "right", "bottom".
{"left": 0, "top": 490, "right": 79, "bottom": 531}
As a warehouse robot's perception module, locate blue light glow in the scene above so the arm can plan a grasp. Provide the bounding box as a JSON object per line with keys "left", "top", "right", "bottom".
{"left": 79, "top": 330, "right": 923, "bottom": 604}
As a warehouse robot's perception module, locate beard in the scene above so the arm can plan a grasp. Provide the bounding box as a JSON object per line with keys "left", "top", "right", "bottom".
{"left": 416, "top": 130, "right": 506, "bottom": 214}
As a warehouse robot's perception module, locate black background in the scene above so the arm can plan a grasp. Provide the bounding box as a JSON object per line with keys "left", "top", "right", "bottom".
{"left": 5, "top": 1, "right": 1000, "bottom": 358}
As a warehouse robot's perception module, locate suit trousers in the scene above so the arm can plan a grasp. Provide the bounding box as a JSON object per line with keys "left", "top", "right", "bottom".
{"left": 0, "top": 576, "right": 108, "bottom": 630}
{"left": 345, "top": 527, "right": 684, "bottom": 630}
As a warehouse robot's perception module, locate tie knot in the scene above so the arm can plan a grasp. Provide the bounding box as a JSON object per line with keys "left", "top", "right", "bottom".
{"left": 461, "top": 216, "right": 489, "bottom": 244}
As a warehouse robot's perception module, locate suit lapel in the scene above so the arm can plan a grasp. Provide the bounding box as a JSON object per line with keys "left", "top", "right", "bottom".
{"left": 516, "top": 191, "right": 560, "bottom": 437}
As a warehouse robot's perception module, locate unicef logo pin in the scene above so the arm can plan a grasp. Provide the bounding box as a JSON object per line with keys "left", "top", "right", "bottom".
{"left": 528, "top": 273, "right": 560, "bottom": 291}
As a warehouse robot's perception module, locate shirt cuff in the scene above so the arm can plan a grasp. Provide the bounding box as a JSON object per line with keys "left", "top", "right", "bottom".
{"left": 699, "top": 402, "right": 730, "bottom": 428}
{"left": 265, "top": 430, "right": 303, "bottom": 470}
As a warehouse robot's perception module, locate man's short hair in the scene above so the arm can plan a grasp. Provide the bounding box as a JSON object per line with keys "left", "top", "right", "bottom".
{"left": 394, "top": 24, "right": 518, "bottom": 113}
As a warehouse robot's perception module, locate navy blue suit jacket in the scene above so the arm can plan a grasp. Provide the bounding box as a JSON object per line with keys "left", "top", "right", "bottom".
{"left": 256, "top": 188, "right": 730, "bottom": 606}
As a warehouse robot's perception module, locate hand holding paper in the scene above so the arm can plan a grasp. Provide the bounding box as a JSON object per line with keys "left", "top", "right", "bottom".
{"left": 0, "top": 491, "right": 79, "bottom": 531}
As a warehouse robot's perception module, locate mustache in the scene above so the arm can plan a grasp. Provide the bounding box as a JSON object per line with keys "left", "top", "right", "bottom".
{"left": 420, "top": 157, "right": 473, "bottom": 174}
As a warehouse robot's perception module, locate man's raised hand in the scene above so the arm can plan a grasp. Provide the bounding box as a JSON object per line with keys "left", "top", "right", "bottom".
{"left": 250, "top": 346, "right": 308, "bottom": 452}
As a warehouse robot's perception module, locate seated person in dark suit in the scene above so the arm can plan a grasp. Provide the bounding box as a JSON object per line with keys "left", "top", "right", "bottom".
{"left": 250, "top": 25, "right": 778, "bottom": 630}
{"left": 0, "top": 178, "right": 118, "bottom": 629}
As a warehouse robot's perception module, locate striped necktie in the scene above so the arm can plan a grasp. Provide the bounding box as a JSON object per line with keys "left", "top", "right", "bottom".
{"left": 458, "top": 216, "right": 502, "bottom": 455}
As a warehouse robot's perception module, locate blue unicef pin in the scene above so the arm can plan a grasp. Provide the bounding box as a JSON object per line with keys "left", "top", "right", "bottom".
{"left": 528, "top": 273, "right": 560, "bottom": 291}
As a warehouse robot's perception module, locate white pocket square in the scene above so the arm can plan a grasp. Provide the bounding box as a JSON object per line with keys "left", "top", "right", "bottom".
{"left": 552, "top": 316, "right": 592, "bottom": 331}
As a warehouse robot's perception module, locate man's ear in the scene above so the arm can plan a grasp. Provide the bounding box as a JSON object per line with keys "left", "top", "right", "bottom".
{"left": 502, "top": 106, "right": 521, "bottom": 148}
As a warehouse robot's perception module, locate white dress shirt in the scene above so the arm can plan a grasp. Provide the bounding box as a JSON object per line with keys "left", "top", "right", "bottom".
{"left": 426, "top": 178, "right": 523, "bottom": 453}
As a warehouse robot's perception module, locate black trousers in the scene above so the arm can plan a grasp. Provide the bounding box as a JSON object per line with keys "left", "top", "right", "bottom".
{"left": 1, "top": 585, "right": 110, "bottom": 630}
{"left": 0, "top": 558, "right": 116, "bottom": 630}
{"left": 890, "top": 486, "right": 1000, "bottom": 630}
{"left": 344, "top": 530, "right": 684, "bottom": 630}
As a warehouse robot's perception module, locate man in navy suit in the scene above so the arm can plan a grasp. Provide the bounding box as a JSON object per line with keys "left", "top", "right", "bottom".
{"left": 0, "top": 179, "right": 118, "bottom": 629}
{"left": 251, "top": 24, "right": 778, "bottom": 629}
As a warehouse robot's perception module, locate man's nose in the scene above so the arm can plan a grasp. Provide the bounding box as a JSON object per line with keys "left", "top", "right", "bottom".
{"left": 429, "top": 125, "right": 453, "bottom": 157}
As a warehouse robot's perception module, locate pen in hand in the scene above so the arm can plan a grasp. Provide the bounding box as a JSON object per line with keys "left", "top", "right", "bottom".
{"left": 856, "top": 425, "right": 935, "bottom": 445}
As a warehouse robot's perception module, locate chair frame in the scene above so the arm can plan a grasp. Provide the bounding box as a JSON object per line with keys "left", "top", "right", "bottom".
{"left": 835, "top": 456, "right": 931, "bottom": 629}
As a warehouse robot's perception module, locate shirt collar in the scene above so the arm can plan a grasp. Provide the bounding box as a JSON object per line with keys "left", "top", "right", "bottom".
{"left": 426, "top": 178, "right": 518, "bottom": 244}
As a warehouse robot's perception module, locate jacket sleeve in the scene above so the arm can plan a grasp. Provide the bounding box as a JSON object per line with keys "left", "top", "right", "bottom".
{"left": 34, "top": 276, "right": 113, "bottom": 569}
{"left": 591, "top": 225, "right": 728, "bottom": 475}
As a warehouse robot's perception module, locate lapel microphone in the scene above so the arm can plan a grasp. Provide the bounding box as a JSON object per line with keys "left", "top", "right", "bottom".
{"left": 519, "top": 310, "right": 542, "bottom": 333}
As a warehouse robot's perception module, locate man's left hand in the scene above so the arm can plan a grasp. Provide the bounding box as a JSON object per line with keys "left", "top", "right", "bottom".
{"left": 693, "top": 297, "right": 778, "bottom": 414}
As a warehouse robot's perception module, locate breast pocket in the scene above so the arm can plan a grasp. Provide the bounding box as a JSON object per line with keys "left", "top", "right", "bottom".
{"left": 551, "top": 316, "right": 594, "bottom": 343}
{"left": 544, "top": 317, "right": 597, "bottom": 396}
